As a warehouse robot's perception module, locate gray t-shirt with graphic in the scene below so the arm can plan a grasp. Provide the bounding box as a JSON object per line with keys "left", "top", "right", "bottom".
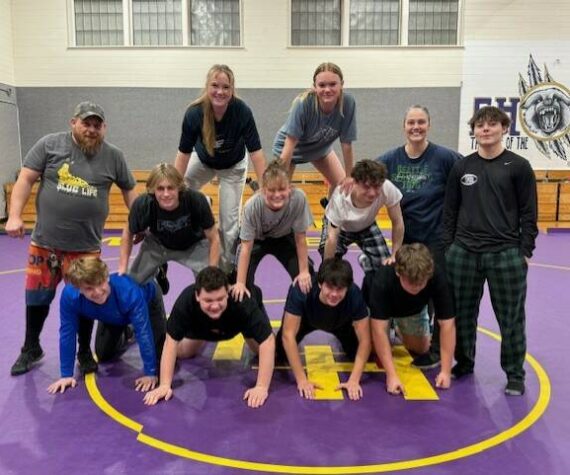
{"left": 240, "top": 188, "right": 313, "bottom": 241}
{"left": 272, "top": 93, "right": 357, "bottom": 163}
{"left": 24, "top": 132, "right": 135, "bottom": 251}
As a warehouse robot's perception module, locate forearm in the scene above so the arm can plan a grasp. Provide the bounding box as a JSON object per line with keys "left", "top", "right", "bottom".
{"left": 174, "top": 151, "right": 191, "bottom": 176}
{"left": 294, "top": 233, "right": 310, "bottom": 274}
{"left": 279, "top": 136, "right": 298, "bottom": 170}
{"left": 283, "top": 334, "right": 306, "bottom": 384}
{"left": 348, "top": 340, "right": 371, "bottom": 384}
{"left": 8, "top": 179, "right": 34, "bottom": 219}
{"left": 340, "top": 143, "right": 354, "bottom": 176}
{"left": 438, "top": 320, "right": 455, "bottom": 375}
{"left": 390, "top": 220, "right": 404, "bottom": 255}
{"left": 323, "top": 226, "right": 339, "bottom": 260}
{"left": 122, "top": 188, "right": 138, "bottom": 209}
{"left": 372, "top": 322, "right": 397, "bottom": 379}
{"left": 255, "top": 335, "right": 275, "bottom": 389}
{"left": 207, "top": 231, "right": 221, "bottom": 266}
{"left": 157, "top": 338, "right": 178, "bottom": 388}
{"left": 236, "top": 241, "right": 253, "bottom": 285}
{"left": 249, "top": 150, "right": 266, "bottom": 184}
{"left": 118, "top": 227, "right": 134, "bottom": 273}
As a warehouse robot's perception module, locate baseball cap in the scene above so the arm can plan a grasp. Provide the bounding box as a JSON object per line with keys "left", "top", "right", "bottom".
{"left": 73, "top": 101, "right": 105, "bottom": 121}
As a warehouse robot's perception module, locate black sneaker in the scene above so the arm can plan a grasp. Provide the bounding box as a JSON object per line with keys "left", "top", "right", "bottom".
{"left": 412, "top": 352, "right": 441, "bottom": 370}
{"left": 156, "top": 263, "right": 170, "bottom": 295}
{"left": 77, "top": 350, "right": 98, "bottom": 375}
{"left": 505, "top": 380, "right": 525, "bottom": 396}
{"left": 10, "top": 346, "right": 44, "bottom": 376}
{"left": 451, "top": 364, "right": 474, "bottom": 380}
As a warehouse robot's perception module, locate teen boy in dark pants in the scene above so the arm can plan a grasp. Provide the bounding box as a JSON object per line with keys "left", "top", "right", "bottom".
{"left": 442, "top": 106, "right": 538, "bottom": 396}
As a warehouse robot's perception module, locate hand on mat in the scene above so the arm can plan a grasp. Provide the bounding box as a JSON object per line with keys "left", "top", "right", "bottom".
{"left": 143, "top": 385, "right": 173, "bottom": 405}
{"left": 135, "top": 375, "right": 158, "bottom": 392}
{"left": 47, "top": 377, "right": 77, "bottom": 394}
{"left": 336, "top": 380, "right": 363, "bottom": 401}
{"left": 338, "top": 176, "right": 355, "bottom": 195}
{"left": 293, "top": 271, "right": 312, "bottom": 294}
{"left": 435, "top": 371, "right": 451, "bottom": 389}
{"left": 243, "top": 385, "right": 269, "bottom": 408}
{"left": 230, "top": 282, "right": 250, "bottom": 302}
{"left": 297, "top": 380, "right": 323, "bottom": 399}
{"left": 386, "top": 374, "right": 405, "bottom": 396}
{"left": 5, "top": 216, "right": 25, "bottom": 238}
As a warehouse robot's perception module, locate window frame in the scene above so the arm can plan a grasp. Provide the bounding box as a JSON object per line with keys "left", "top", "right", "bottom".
{"left": 67, "top": 0, "right": 244, "bottom": 48}
{"left": 288, "top": 0, "right": 464, "bottom": 48}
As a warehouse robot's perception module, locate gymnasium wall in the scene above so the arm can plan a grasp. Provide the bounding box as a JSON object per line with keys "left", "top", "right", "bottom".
{"left": 0, "top": 0, "right": 19, "bottom": 218}
{"left": 9, "top": 0, "right": 463, "bottom": 172}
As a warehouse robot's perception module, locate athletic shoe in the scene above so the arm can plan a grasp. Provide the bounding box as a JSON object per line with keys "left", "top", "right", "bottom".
{"left": 505, "top": 380, "right": 525, "bottom": 396}
{"left": 412, "top": 352, "right": 441, "bottom": 370}
{"left": 10, "top": 345, "right": 44, "bottom": 376}
{"left": 451, "top": 364, "right": 474, "bottom": 380}
{"left": 156, "top": 263, "right": 170, "bottom": 295}
{"left": 77, "top": 350, "right": 98, "bottom": 375}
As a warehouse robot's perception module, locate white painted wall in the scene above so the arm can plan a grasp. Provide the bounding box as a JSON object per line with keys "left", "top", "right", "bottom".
{"left": 10, "top": 0, "right": 463, "bottom": 88}
{"left": 0, "top": 0, "right": 14, "bottom": 85}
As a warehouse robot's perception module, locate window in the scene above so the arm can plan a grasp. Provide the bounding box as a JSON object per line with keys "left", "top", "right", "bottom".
{"left": 291, "top": 0, "right": 341, "bottom": 46}
{"left": 190, "top": 0, "right": 240, "bottom": 47}
{"left": 132, "top": 0, "right": 183, "bottom": 46}
{"left": 71, "top": 0, "right": 241, "bottom": 47}
{"left": 408, "top": 0, "right": 459, "bottom": 45}
{"left": 74, "top": 0, "right": 124, "bottom": 46}
{"left": 291, "top": 0, "right": 461, "bottom": 47}
{"left": 350, "top": 0, "right": 399, "bottom": 46}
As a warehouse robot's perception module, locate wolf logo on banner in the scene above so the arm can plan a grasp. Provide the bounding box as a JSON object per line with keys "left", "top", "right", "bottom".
{"left": 519, "top": 54, "right": 570, "bottom": 163}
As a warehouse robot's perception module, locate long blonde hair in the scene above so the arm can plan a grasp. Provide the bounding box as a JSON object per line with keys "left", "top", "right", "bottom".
{"left": 292, "top": 62, "right": 345, "bottom": 116}
{"left": 190, "top": 64, "right": 237, "bottom": 156}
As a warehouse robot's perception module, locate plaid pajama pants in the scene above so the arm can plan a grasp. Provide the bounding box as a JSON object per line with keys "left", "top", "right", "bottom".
{"left": 446, "top": 243, "right": 528, "bottom": 381}
{"left": 318, "top": 220, "right": 390, "bottom": 272}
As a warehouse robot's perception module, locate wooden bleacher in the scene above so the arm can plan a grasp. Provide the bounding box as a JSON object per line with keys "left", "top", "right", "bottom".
{"left": 4, "top": 169, "right": 570, "bottom": 231}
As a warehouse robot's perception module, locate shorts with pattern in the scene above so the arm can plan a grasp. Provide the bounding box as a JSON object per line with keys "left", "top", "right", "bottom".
{"left": 25, "top": 244, "right": 100, "bottom": 306}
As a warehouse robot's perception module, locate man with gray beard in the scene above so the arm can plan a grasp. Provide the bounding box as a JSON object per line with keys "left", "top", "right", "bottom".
{"left": 6, "top": 101, "right": 137, "bottom": 376}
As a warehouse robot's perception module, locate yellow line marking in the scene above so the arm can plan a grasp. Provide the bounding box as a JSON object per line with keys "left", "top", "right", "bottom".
{"left": 84, "top": 373, "right": 142, "bottom": 432}
{"left": 102, "top": 236, "right": 122, "bottom": 246}
{"left": 305, "top": 345, "right": 343, "bottom": 400}
{"left": 392, "top": 345, "right": 439, "bottom": 401}
{"left": 85, "top": 325, "right": 551, "bottom": 473}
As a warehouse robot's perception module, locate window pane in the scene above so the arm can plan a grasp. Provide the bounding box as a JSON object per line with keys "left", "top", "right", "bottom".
{"left": 408, "top": 0, "right": 459, "bottom": 45}
{"left": 133, "top": 0, "right": 183, "bottom": 46}
{"left": 349, "top": 0, "right": 399, "bottom": 46}
{"left": 291, "top": 0, "right": 340, "bottom": 46}
{"left": 190, "top": 0, "right": 240, "bottom": 46}
{"left": 74, "top": 0, "right": 123, "bottom": 46}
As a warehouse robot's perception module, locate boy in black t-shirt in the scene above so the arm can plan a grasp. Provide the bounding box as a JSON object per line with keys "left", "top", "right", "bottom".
{"left": 143, "top": 266, "right": 275, "bottom": 408}
{"left": 276, "top": 258, "right": 371, "bottom": 401}
{"left": 363, "top": 244, "right": 455, "bottom": 395}
{"left": 118, "top": 163, "right": 221, "bottom": 291}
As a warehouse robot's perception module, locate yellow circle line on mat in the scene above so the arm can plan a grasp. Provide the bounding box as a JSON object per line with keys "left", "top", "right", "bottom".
{"left": 83, "top": 326, "right": 550, "bottom": 473}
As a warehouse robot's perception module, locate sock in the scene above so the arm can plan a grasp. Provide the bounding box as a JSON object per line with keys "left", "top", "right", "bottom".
{"left": 23, "top": 305, "right": 50, "bottom": 349}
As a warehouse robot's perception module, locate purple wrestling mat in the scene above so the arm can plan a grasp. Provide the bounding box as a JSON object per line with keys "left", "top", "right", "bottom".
{"left": 0, "top": 232, "right": 568, "bottom": 475}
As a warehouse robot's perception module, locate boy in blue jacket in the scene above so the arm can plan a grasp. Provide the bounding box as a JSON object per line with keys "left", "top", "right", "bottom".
{"left": 47, "top": 257, "right": 166, "bottom": 394}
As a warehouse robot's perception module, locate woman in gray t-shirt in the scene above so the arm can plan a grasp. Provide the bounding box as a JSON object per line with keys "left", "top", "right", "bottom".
{"left": 273, "top": 62, "right": 357, "bottom": 195}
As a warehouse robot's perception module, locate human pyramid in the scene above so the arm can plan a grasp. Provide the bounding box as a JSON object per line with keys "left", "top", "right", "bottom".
{"left": 7, "top": 62, "right": 537, "bottom": 408}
